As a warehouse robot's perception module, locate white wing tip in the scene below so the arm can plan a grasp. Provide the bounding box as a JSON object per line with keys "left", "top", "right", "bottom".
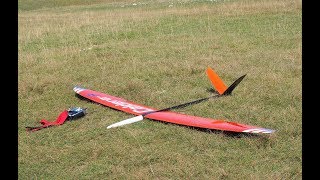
{"left": 242, "top": 128, "right": 275, "bottom": 134}
{"left": 73, "top": 86, "right": 85, "bottom": 93}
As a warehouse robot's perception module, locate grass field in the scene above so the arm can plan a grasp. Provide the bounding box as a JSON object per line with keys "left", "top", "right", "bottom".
{"left": 18, "top": 0, "right": 302, "bottom": 179}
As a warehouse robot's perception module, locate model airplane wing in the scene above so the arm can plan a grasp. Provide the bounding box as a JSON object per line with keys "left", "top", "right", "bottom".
{"left": 73, "top": 86, "right": 275, "bottom": 134}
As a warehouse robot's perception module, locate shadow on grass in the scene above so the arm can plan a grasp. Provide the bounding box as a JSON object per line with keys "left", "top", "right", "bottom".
{"left": 206, "top": 87, "right": 218, "bottom": 94}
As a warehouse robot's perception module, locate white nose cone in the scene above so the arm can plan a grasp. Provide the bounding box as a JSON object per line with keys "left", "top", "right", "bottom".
{"left": 107, "top": 115, "right": 144, "bottom": 129}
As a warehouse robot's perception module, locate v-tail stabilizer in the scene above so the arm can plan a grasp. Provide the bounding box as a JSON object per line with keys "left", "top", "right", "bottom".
{"left": 206, "top": 66, "right": 247, "bottom": 96}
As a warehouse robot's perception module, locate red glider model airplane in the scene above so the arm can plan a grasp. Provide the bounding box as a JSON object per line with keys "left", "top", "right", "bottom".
{"left": 74, "top": 67, "right": 275, "bottom": 134}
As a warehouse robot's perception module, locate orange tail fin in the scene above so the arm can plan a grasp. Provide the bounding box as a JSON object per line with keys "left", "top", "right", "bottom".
{"left": 206, "top": 67, "right": 227, "bottom": 95}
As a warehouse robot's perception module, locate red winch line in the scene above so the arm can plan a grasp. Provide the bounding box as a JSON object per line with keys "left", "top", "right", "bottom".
{"left": 26, "top": 110, "right": 69, "bottom": 132}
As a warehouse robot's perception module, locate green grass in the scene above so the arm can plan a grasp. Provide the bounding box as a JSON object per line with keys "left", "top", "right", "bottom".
{"left": 18, "top": 0, "right": 302, "bottom": 179}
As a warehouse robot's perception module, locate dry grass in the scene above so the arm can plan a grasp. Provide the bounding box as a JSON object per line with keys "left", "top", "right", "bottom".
{"left": 19, "top": 0, "right": 301, "bottom": 179}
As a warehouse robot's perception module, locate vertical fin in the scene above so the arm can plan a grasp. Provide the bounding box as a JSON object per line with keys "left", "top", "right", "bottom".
{"left": 206, "top": 67, "right": 227, "bottom": 95}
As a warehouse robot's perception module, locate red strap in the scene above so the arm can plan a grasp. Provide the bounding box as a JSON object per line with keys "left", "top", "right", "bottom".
{"left": 26, "top": 110, "right": 69, "bottom": 132}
